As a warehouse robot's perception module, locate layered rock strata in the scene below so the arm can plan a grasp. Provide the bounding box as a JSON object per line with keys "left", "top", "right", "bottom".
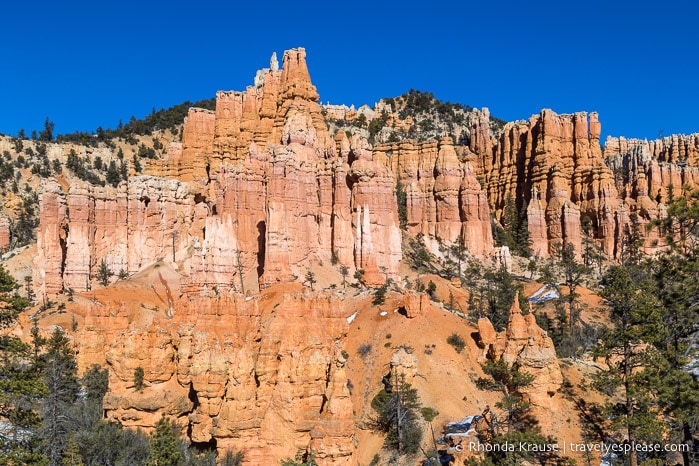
{"left": 78, "top": 287, "right": 354, "bottom": 464}
{"left": 34, "top": 48, "right": 405, "bottom": 295}
{"left": 375, "top": 136, "right": 494, "bottom": 256}
{"left": 467, "top": 109, "right": 649, "bottom": 258}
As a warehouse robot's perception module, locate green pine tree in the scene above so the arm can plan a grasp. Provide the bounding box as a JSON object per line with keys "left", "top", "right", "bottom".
{"left": 106, "top": 160, "right": 120, "bottom": 187}
{"left": 370, "top": 373, "right": 423, "bottom": 455}
{"left": 40, "top": 328, "right": 80, "bottom": 466}
{"left": 592, "top": 265, "right": 666, "bottom": 466}
{"left": 145, "top": 415, "right": 183, "bottom": 466}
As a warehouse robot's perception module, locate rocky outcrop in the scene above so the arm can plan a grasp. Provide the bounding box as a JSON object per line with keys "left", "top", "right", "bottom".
{"left": 34, "top": 178, "right": 196, "bottom": 295}
{"left": 76, "top": 284, "right": 354, "bottom": 464}
{"left": 34, "top": 48, "right": 405, "bottom": 297}
{"left": 0, "top": 213, "right": 11, "bottom": 252}
{"left": 469, "top": 110, "right": 624, "bottom": 258}
{"left": 477, "top": 294, "right": 562, "bottom": 408}
{"left": 375, "top": 136, "right": 494, "bottom": 257}
{"left": 403, "top": 290, "right": 429, "bottom": 318}
{"left": 34, "top": 179, "right": 68, "bottom": 297}
{"left": 604, "top": 135, "right": 699, "bottom": 202}
{"left": 605, "top": 133, "right": 699, "bottom": 165}
{"left": 603, "top": 135, "right": 699, "bottom": 254}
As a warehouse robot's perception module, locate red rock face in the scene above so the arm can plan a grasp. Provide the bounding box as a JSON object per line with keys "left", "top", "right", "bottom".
{"left": 477, "top": 295, "right": 563, "bottom": 428}
{"left": 33, "top": 48, "right": 406, "bottom": 298}
{"left": 603, "top": 135, "right": 699, "bottom": 255}
{"left": 0, "top": 214, "right": 10, "bottom": 252}
{"left": 76, "top": 287, "right": 354, "bottom": 464}
{"left": 34, "top": 179, "right": 68, "bottom": 297}
{"left": 467, "top": 110, "right": 699, "bottom": 259}
{"left": 375, "top": 137, "right": 494, "bottom": 257}
{"left": 468, "top": 110, "right": 623, "bottom": 258}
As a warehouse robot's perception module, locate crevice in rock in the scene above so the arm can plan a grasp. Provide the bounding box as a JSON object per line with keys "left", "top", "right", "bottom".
{"left": 188, "top": 381, "right": 200, "bottom": 410}
{"left": 319, "top": 394, "right": 328, "bottom": 415}
{"left": 59, "top": 230, "right": 68, "bottom": 276}
{"left": 256, "top": 221, "right": 266, "bottom": 279}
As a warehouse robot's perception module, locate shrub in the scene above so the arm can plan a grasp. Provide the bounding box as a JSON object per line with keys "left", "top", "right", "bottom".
{"left": 372, "top": 285, "right": 387, "bottom": 305}
{"left": 134, "top": 366, "right": 145, "bottom": 391}
{"left": 447, "top": 333, "right": 465, "bottom": 353}
{"left": 421, "top": 406, "right": 439, "bottom": 422}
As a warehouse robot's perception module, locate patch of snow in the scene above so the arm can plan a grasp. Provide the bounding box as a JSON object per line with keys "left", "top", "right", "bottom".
{"left": 528, "top": 284, "right": 560, "bottom": 303}
{"left": 380, "top": 311, "right": 388, "bottom": 316}
{"left": 347, "top": 311, "right": 358, "bottom": 324}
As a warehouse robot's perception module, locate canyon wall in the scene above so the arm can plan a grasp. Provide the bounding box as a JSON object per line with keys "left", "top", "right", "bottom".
{"left": 465, "top": 109, "right": 699, "bottom": 258}
{"left": 73, "top": 281, "right": 354, "bottom": 464}
{"left": 375, "top": 137, "right": 493, "bottom": 256}
{"left": 34, "top": 48, "right": 409, "bottom": 296}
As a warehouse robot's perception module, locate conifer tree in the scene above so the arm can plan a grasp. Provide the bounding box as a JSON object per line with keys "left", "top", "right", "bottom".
{"left": 105, "top": 160, "right": 120, "bottom": 187}
{"left": 145, "top": 415, "right": 183, "bottom": 466}
{"left": 40, "top": 328, "right": 80, "bottom": 466}
{"left": 0, "top": 267, "right": 47, "bottom": 464}
{"left": 370, "top": 373, "right": 423, "bottom": 455}
{"left": 593, "top": 265, "right": 665, "bottom": 466}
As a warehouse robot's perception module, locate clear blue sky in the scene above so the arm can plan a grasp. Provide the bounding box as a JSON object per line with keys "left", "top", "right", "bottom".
{"left": 1, "top": 0, "right": 697, "bottom": 141}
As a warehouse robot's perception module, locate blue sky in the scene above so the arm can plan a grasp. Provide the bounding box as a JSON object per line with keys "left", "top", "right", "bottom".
{"left": 1, "top": 0, "right": 697, "bottom": 141}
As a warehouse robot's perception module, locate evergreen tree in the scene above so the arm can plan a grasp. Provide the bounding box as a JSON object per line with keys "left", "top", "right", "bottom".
{"left": 593, "top": 265, "right": 665, "bottom": 466}
{"left": 0, "top": 266, "right": 46, "bottom": 464}
{"left": 471, "top": 266, "right": 525, "bottom": 332}
{"left": 481, "top": 359, "right": 536, "bottom": 434}
{"left": 97, "top": 259, "right": 113, "bottom": 287}
{"left": 40, "top": 118, "right": 55, "bottom": 142}
{"left": 61, "top": 437, "right": 84, "bottom": 466}
{"left": 145, "top": 415, "right": 183, "bottom": 466}
{"left": 651, "top": 195, "right": 699, "bottom": 464}
{"left": 372, "top": 285, "right": 387, "bottom": 305}
{"left": 304, "top": 270, "right": 316, "bottom": 291}
{"left": 395, "top": 180, "right": 408, "bottom": 230}
{"left": 339, "top": 265, "right": 349, "bottom": 288}
{"left": 132, "top": 154, "right": 142, "bottom": 173}
{"left": 495, "top": 194, "right": 531, "bottom": 257}
{"left": 370, "top": 373, "right": 423, "bottom": 455}
{"left": 105, "top": 160, "right": 120, "bottom": 187}
{"left": 80, "top": 364, "right": 109, "bottom": 424}
{"left": 40, "top": 328, "right": 80, "bottom": 466}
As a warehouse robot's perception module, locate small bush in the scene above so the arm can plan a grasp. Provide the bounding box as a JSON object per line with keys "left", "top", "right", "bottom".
{"left": 341, "top": 350, "right": 349, "bottom": 360}
{"left": 134, "top": 366, "right": 145, "bottom": 391}
{"left": 447, "top": 333, "right": 465, "bottom": 353}
{"left": 421, "top": 407, "right": 439, "bottom": 422}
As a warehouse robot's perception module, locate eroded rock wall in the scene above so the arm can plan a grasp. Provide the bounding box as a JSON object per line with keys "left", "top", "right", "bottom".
{"left": 34, "top": 48, "right": 404, "bottom": 296}
{"left": 77, "top": 288, "right": 353, "bottom": 464}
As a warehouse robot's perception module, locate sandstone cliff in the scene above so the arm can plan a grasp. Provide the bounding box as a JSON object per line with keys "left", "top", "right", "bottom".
{"left": 53, "top": 270, "right": 353, "bottom": 464}
{"left": 34, "top": 48, "right": 407, "bottom": 296}
{"left": 462, "top": 109, "right": 699, "bottom": 259}
{"left": 375, "top": 136, "right": 494, "bottom": 256}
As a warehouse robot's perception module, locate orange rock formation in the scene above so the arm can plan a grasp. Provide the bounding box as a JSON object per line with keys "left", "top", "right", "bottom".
{"left": 34, "top": 48, "right": 409, "bottom": 296}
{"left": 477, "top": 294, "right": 563, "bottom": 428}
